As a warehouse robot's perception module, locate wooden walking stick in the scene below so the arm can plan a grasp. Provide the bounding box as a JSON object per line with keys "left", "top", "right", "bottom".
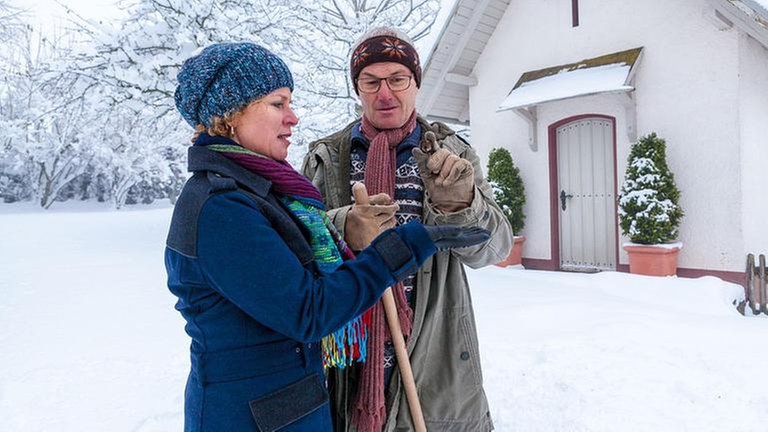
{"left": 352, "top": 183, "right": 427, "bottom": 432}
{"left": 381, "top": 289, "right": 427, "bottom": 432}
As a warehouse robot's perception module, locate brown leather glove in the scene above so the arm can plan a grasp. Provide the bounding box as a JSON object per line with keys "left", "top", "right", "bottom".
{"left": 344, "top": 182, "right": 400, "bottom": 250}
{"left": 412, "top": 131, "right": 475, "bottom": 213}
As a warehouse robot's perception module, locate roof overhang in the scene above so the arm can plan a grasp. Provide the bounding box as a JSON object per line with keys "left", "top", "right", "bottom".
{"left": 415, "top": 0, "right": 513, "bottom": 125}
{"left": 498, "top": 47, "right": 642, "bottom": 111}
{"left": 418, "top": 0, "right": 768, "bottom": 129}
{"left": 707, "top": 0, "right": 768, "bottom": 48}
{"left": 498, "top": 47, "right": 643, "bottom": 151}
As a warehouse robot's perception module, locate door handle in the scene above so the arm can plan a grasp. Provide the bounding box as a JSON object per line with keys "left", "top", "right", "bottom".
{"left": 560, "top": 190, "right": 574, "bottom": 211}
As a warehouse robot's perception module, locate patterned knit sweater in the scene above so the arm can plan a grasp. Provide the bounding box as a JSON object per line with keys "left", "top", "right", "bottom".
{"left": 349, "top": 123, "right": 424, "bottom": 387}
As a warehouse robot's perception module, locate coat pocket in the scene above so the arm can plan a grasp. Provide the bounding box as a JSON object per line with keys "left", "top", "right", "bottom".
{"left": 248, "top": 373, "right": 328, "bottom": 432}
{"left": 459, "top": 314, "right": 483, "bottom": 386}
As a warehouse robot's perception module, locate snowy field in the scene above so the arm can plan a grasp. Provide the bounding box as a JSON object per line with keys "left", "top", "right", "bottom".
{"left": 1, "top": 203, "right": 767, "bottom": 432}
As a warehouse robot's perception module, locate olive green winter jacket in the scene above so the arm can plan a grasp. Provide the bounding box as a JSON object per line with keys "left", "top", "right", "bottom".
{"left": 301, "top": 116, "right": 513, "bottom": 432}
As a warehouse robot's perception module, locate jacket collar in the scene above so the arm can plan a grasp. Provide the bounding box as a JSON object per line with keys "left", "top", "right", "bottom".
{"left": 187, "top": 145, "right": 272, "bottom": 198}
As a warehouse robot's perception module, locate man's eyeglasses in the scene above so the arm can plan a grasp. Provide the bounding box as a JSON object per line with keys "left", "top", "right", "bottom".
{"left": 356, "top": 75, "right": 413, "bottom": 94}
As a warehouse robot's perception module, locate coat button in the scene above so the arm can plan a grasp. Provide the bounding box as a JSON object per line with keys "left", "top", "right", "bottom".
{"left": 460, "top": 351, "right": 470, "bottom": 361}
{"left": 295, "top": 347, "right": 301, "bottom": 353}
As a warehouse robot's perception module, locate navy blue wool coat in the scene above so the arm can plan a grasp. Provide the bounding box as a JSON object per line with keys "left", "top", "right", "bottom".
{"left": 165, "top": 145, "right": 434, "bottom": 432}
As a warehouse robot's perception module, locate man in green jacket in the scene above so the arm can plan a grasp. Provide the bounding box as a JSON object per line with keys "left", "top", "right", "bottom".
{"left": 302, "top": 26, "right": 513, "bottom": 432}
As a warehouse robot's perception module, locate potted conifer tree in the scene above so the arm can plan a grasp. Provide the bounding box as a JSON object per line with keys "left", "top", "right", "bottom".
{"left": 487, "top": 147, "right": 526, "bottom": 267}
{"left": 618, "top": 132, "right": 684, "bottom": 276}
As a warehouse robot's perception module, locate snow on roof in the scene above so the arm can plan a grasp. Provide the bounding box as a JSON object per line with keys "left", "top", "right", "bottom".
{"left": 497, "top": 47, "right": 642, "bottom": 112}
{"left": 497, "top": 63, "right": 634, "bottom": 111}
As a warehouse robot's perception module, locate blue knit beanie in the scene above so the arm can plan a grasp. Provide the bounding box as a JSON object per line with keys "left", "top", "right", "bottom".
{"left": 174, "top": 42, "right": 294, "bottom": 128}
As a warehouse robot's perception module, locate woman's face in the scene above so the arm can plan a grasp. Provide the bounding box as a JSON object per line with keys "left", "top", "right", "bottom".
{"left": 232, "top": 87, "right": 298, "bottom": 161}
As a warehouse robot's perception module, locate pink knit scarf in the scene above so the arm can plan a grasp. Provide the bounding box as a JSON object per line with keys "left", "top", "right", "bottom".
{"left": 350, "top": 111, "right": 417, "bottom": 432}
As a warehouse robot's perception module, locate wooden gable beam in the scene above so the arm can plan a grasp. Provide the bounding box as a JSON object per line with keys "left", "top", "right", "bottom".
{"left": 421, "top": 0, "right": 493, "bottom": 116}
{"left": 709, "top": 0, "right": 768, "bottom": 49}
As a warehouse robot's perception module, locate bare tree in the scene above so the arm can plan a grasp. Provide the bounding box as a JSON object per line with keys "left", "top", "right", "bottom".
{"left": 71, "top": 0, "right": 291, "bottom": 125}
{"left": 0, "top": 0, "right": 24, "bottom": 51}
{"left": 75, "top": 0, "right": 439, "bottom": 159}
{"left": 0, "top": 0, "right": 440, "bottom": 206}
{"left": 0, "top": 28, "right": 97, "bottom": 207}
{"left": 279, "top": 0, "right": 439, "bottom": 152}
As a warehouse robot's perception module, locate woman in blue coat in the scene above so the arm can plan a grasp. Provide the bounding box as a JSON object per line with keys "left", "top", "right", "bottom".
{"left": 165, "top": 42, "right": 488, "bottom": 432}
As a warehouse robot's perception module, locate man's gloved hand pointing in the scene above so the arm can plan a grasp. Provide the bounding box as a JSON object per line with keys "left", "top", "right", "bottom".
{"left": 412, "top": 131, "right": 475, "bottom": 213}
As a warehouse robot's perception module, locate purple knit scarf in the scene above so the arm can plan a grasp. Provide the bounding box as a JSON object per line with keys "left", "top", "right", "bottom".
{"left": 204, "top": 141, "right": 323, "bottom": 203}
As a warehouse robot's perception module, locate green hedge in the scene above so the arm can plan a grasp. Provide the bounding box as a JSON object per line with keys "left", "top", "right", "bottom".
{"left": 487, "top": 147, "right": 526, "bottom": 234}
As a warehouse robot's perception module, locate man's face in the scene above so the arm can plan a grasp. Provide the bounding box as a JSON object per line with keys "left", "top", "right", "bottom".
{"left": 357, "top": 62, "right": 418, "bottom": 130}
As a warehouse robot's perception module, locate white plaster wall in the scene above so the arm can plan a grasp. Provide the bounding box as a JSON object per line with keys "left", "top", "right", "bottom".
{"left": 470, "top": 0, "right": 746, "bottom": 271}
{"left": 738, "top": 34, "right": 768, "bottom": 257}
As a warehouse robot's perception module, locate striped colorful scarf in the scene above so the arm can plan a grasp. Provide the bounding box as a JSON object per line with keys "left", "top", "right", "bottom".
{"left": 201, "top": 136, "right": 370, "bottom": 368}
{"left": 281, "top": 197, "right": 371, "bottom": 368}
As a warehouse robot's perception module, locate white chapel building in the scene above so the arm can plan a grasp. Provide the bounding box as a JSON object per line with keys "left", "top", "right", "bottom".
{"left": 418, "top": 0, "right": 768, "bottom": 284}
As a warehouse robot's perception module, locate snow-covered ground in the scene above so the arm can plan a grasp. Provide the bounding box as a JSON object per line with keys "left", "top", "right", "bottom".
{"left": 1, "top": 203, "right": 766, "bottom": 431}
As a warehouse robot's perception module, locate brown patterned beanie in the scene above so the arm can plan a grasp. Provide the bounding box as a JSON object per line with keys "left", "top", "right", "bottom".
{"left": 350, "top": 27, "right": 421, "bottom": 94}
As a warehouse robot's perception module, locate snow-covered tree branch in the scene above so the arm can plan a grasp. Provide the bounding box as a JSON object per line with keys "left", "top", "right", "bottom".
{"left": 0, "top": 0, "right": 439, "bottom": 207}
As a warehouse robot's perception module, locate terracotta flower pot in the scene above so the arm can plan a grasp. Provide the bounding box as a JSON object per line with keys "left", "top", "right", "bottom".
{"left": 496, "top": 236, "right": 525, "bottom": 268}
{"left": 623, "top": 243, "right": 681, "bottom": 276}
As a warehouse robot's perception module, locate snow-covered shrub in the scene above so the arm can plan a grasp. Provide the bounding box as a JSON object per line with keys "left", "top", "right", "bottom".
{"left": 618, "top": 133, "right": 683, "bottom": 244}
{"left": 487, "top": 147, "right": 525, "bottom": 234}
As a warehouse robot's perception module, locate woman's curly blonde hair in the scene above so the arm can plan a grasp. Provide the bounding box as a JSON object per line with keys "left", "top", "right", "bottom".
{"left": 192, "top": 110, "right": 240, "bottom": 141}
{"left": 191, "top": 99, "right": 268, "bottom": 142}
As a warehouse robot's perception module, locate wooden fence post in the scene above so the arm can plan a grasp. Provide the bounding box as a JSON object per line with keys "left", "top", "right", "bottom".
{"left": 746, "top": 253, "right": 767, "bottom": 315}
{"left": 760, "top": 254, "right": 767, "bottom": 315}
